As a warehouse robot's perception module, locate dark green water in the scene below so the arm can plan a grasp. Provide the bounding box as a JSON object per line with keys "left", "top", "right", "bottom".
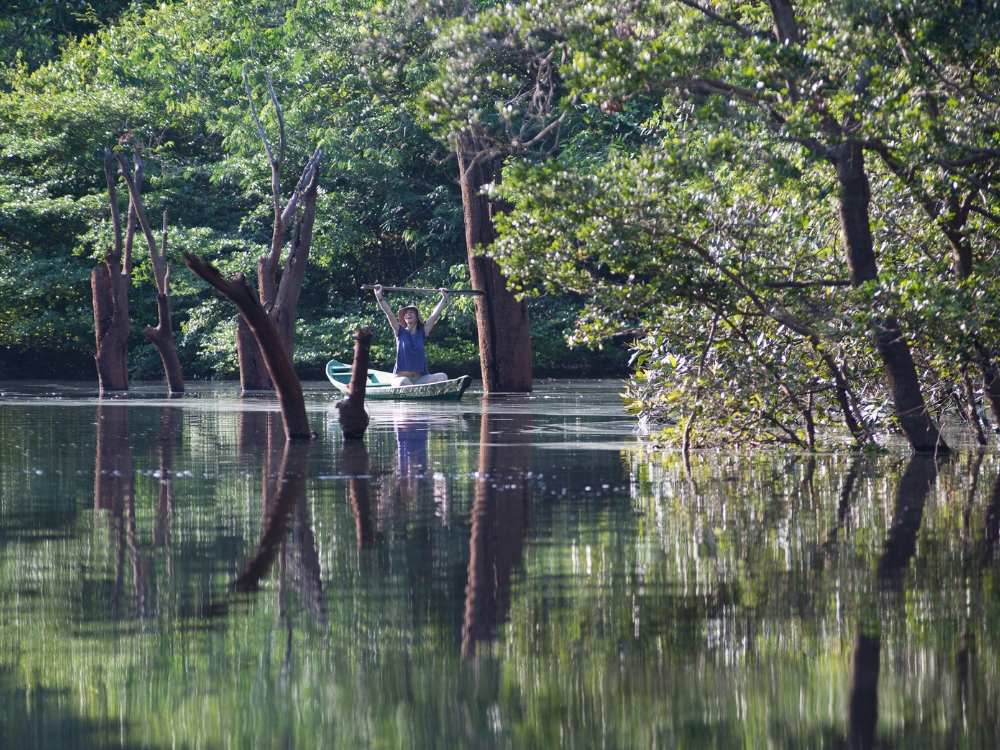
{"left": 1, "top": 380, "right": 999, "bottom": 749}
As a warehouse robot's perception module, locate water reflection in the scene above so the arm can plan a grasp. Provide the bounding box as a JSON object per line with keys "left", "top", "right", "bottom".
{"left": 5, "top": 384, "right": 1000, "bottom": 747}
{"left": 94, "top": 404, "right": 131, "bottom": 623}
{"left": 850, "top": 454, "right": 944, "bottom": 749}
{"left": 877, "top": 454, "right": 941, "bottom": 584}
{"left": 151, "top": 406, "right": 181, "bottom": 576}
{"left": 847, "top": 632, "right": 880, "bottom": 750}
{"left": 231, "top": 435, "right": 311, "bottom": 594}
{"left": 342, "top": 440, "right": 374, "bottom": 548}
{"left": 463, "top": 397, "right": 533, "bottom": 658}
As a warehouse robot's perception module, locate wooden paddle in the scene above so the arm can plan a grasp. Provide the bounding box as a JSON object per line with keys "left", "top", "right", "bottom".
{"left": 361, "top": 284, "right": 485, "bottom": 296}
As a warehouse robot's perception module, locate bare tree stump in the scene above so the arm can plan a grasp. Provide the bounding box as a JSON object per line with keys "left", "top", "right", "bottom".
{"left": 335, "top": 329, "right": 372, "bottom": 440}
{"left": 183, "top": 252, "right": 312, "bottom": 440}
{"left": 115, "top": 149, "right": 184, "bottom": 394}
{"left": 93, "top": 147, "right": 133, "bottom": 393}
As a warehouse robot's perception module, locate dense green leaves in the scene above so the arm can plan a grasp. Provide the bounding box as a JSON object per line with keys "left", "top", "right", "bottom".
{"left": 4, "top": 0, "right": 999, "bottom": 442}
{"left": 433, "top": 0, "right": 1000, "bottom": 446}
{"left": 0, "top": 0, "right": 627, "bottom": 380}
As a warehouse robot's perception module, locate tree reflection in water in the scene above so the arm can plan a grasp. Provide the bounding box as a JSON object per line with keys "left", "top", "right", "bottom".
{"left": 10, "top": 385, "right": 1000, "bottom": 747}
{"left": 850, "top": 454, "right": 942, "bottom": 750}
{"left": 94, "top": 402, "right": 184, "bottom": 623}
{"left": 231, "top": 413, "right": 314, "bottom": 597}
{"left": 151, "top": 406, "right": 182, "bottom": 579}
{"left": 462, "top": 396, "right": 532, "bottom": 659}
{"left": 93, "top": 402, "right": 131, "bottom": 622}
{"left": 342, "top": 439, "right": 374, "bottom": 548}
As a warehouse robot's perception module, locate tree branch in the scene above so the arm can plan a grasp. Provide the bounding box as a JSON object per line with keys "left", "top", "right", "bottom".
{"left": 242, "top": 65, "right": 276, "bottom": 167}
{"left": 677, "top": 0, "right": 756, "bottom": 39}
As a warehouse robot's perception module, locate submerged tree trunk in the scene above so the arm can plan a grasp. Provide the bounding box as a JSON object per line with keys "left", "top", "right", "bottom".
{"left": 457, "top": 128, "right": 533, "bottom": 393}
{"left": 183, "top": 252, "right": 312, "bottom": 440}
{"left": 93, "top": 148, "right": 132, "bottom": 393}
{"left": 335, "top": 329, "right": 372, "bottom": 440}
{"left": 114, "top": 150, "right": 184, "bottom": 393}
{"left": 831, "top": 142, "right": 946, "bottom": 453}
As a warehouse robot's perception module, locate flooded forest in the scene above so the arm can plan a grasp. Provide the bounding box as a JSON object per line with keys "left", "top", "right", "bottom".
{"left": 3, "top": 0, "right": 1000, "bottom": 747}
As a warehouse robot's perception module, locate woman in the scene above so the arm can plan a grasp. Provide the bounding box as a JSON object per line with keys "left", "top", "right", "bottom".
{"left": 373, "top": 284, "right": 450, "bottom": 386}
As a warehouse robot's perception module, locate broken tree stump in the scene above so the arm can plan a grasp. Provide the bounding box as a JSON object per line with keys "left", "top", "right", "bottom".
{"left": 335, "top": 329, "right": 372, "bottom": 440}
{"left": 115, "top": 149, "right": 184, "bottom": 394}
{"left": 182, "top": 251, "right": 312, "bottom": 440}
{"left": 92, "top": 147, "right": 133, "bottom": 393}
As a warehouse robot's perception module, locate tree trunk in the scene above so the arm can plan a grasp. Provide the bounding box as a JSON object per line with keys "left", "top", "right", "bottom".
{"left": 183, "top": 252, "right": 312, "bottom": 440}
{"left": 145, "top": 290, "right": 184, "bottom": 393}
{"left": 457, "top": 129, "right": 533, "bottom": 393}
{"left": 832, "top": 141, "right": 947, "bottom": 452}
{"left": 764, "top": 3, "right": 944, "bottom": 451}
{"left": 237, "top": 318, "right": 271, "bottom": 391}
{"left": 336, "top": 329, "right": 372, "bottom": 440}
{"left": 92, "top": 266, "right": 128, "bottom": 391}
{"left": 93, "top": 148, "right": 131, "bottom": 393}
{"left": 114, "top": 154, "right": 184, "bottom": 394}
{"left": 273, "top": 165, "right": 321, "bottom": 358}
{"left": 234, "top": 115, "right": 322, "bottom": 392}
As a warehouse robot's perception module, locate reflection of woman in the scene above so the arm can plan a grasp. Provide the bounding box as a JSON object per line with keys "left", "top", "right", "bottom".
{"left": 378, "top": 416, "right": 430, "bottom": 516}
{"left": 373, "top": 284, "right": 449, "bottom": 387}
{"left": 394, "top": 417, "right": 429, "bottom": 478}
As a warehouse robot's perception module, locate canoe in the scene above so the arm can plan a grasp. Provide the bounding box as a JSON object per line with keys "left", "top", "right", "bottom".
{"left": 325, "top": 360, "right": 473, "bottom": 401}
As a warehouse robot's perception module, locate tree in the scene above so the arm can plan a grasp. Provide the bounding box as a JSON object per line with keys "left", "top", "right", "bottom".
{"left": 92, "top": 147, "right": 133, "bottom": 393}
{"left": 415, "top": 2, "right": 579, "bottom": 391}
{"left": 114, "top": 150, "right": 184, "bottom": 393}
{"left": 456, "top": 0, "right": 1000, "bottom": 448}
{"left": 237, "top": 68, "right": 322, "bottom": 392}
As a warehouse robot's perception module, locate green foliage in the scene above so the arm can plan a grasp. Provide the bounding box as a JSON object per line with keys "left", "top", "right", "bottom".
{"left": 0, "top": 0, "right": 149, "bottom": 75}
{"left": 417, "top": 0, "right": 1000, "bottom": 446}
{"left": 0, "top": 0, "right": 625, "bottom": 382}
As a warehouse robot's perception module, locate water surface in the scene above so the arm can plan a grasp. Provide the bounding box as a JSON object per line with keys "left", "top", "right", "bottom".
{"left": 1, "top": 381, "right": 998, "bottom": 748}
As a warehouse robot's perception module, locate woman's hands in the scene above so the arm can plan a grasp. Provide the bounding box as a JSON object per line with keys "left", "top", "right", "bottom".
{"left": 438, "top": 287, "right": 449, "bottom": 302}
{"left": 374, "top": 283, "right": 384, "bottom": 300}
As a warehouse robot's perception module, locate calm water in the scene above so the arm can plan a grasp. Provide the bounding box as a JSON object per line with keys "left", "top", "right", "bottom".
{"left": 1, "top": 380, "right": 999, "bottom": 749}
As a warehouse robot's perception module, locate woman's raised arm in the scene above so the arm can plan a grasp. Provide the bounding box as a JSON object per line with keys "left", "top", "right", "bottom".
{"left": 423, "top": 288, "right": 449, "bottom": 335}
{"left": 373, "top": 284, "right": 400, "bottom": 333}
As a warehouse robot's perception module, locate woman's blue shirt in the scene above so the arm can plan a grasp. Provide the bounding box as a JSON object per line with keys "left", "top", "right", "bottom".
{"left": 394, "top": 324, "right": 428, "bottom": 374}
